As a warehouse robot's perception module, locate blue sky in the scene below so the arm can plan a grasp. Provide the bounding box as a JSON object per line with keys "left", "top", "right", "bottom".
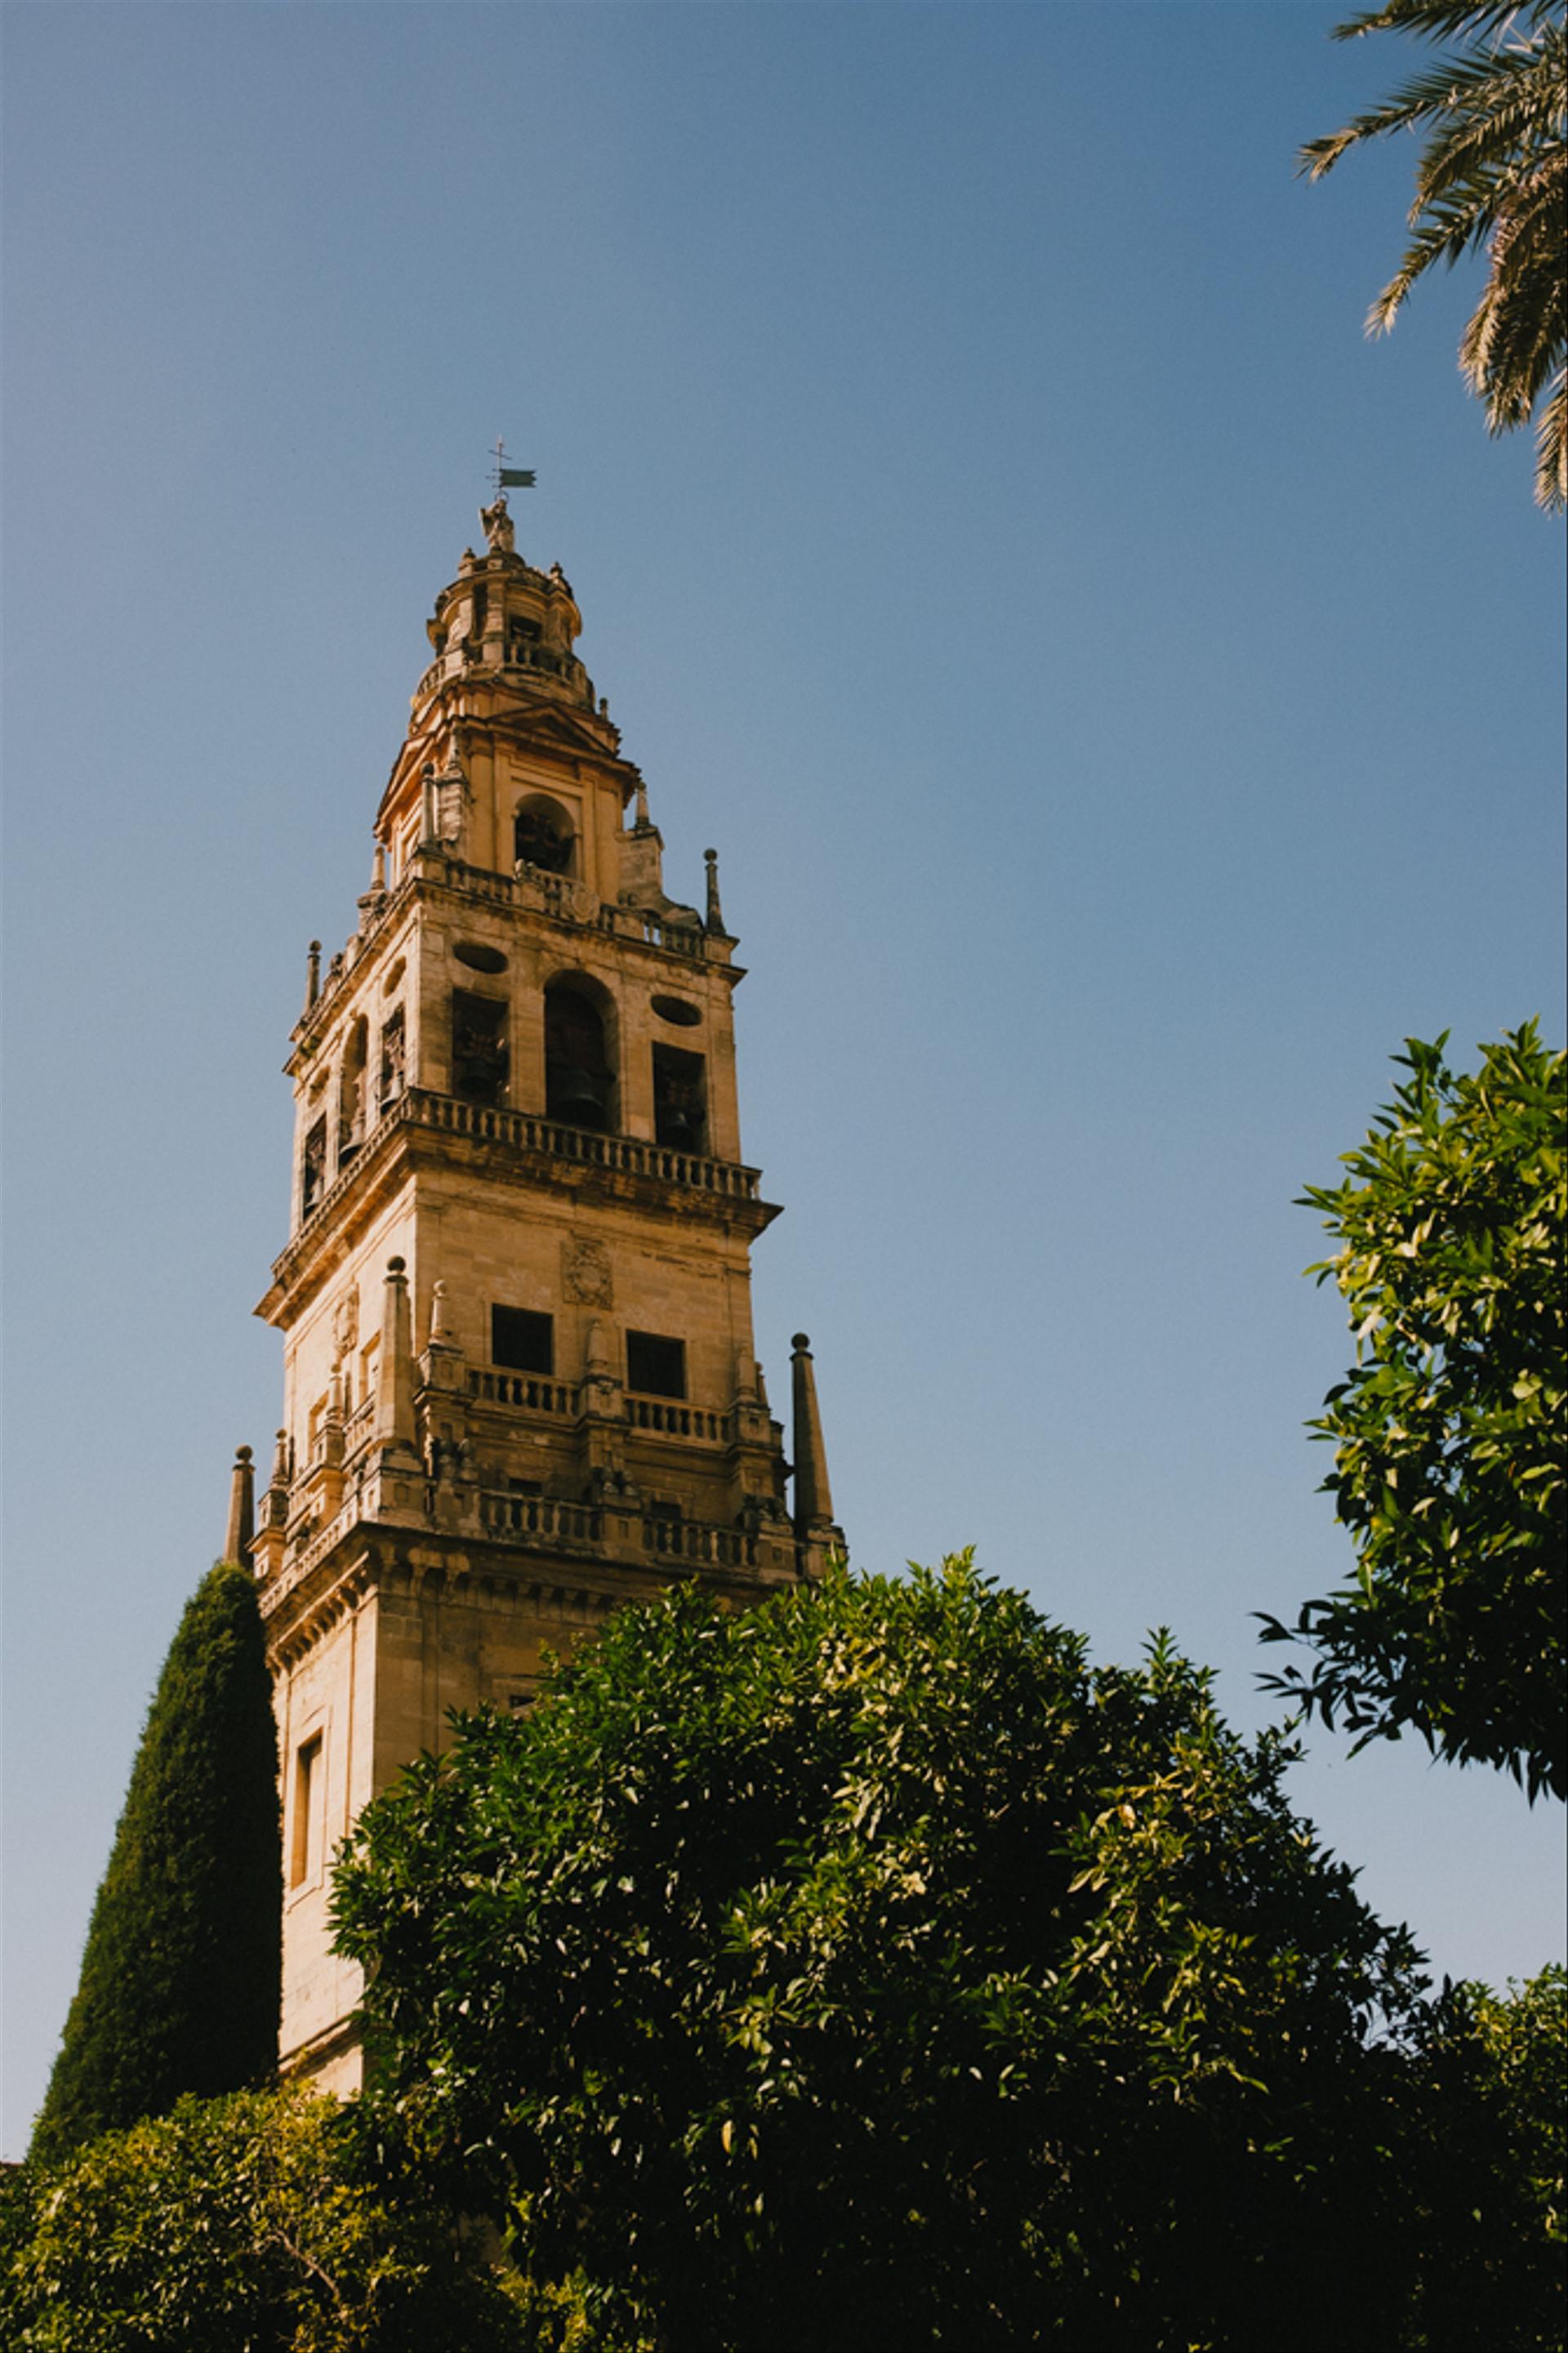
{"left": 3, "top": 1, "right": 1563, "bottom": 2157}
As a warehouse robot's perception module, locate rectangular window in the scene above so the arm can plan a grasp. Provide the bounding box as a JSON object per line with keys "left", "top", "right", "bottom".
{"left": 291, "top": 1732, "right": 323, "bottom": 1888}
{"left": 492, "top": 1307, "right": 554, "bottom": 1375}
{"left": 452, "top": 989, "right": 509, "bottom": 1107}
{"left": 652, "top": 1044, "right": 707, "bottom": 1152}
{"left": 626, "top": 1330, "right": 686, "bottom": 1400}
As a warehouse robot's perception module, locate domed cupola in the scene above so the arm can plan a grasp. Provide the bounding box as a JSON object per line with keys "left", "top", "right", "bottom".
{"left": 412, "top": 494, "right": 598, "bottom": 718}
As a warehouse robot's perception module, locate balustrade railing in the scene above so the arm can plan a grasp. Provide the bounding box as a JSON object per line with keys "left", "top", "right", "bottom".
{"left": 403, "top": 1090, "right": 761, "bottom": 1199}
{"left": 641, "top": 1517, "right": 757, "bottom": 1569}
{"left": 479, "top": 1492, "right": 604, "bottom": 1544}
{"left": 468, "top": 1369, "right": 578, "bottom": 1415}
{"left": 278, "top": 1089, "right": 764, "bottom": 1277}
{"left": 626, "top": 1395, "right": 727, "bottom": 1442}
{"left": 414, "top": 646, "right": 589, "bottom": 702}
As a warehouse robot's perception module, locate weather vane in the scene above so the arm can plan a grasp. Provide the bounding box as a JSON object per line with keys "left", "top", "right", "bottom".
{"left": 490, "top": 437, "right": 537, "bottom": 499}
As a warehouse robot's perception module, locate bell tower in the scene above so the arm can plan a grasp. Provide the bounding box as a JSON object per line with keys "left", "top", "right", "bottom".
{"left": 252, "top": 496, "right": 843, "bottom": 2091}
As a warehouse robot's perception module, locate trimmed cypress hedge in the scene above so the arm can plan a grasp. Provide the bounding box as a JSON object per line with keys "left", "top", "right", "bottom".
{"left": 32, "top": 1563, "right": 282, "bottom": 2160}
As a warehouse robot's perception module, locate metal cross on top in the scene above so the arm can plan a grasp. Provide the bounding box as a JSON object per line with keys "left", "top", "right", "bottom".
{"left": 490, "top": 438, "right": 537, "bottom": 497}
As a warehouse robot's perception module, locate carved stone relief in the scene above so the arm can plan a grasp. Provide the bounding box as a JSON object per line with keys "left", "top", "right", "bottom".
{"left": 563, "top": 1237, "right": 613, "bottom": 1308}
{"left": 332, "top": 1285, "right": 359, "bottom": 1363}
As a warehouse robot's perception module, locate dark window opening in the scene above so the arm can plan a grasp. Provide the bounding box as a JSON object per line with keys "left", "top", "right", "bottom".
{"left": 452, "top": 989, "right": 509, "bottom": 1107}
{"left": 291, "top": 1733, "right": 323, "bottom": 1887}
{"left": 627, "top": 1330, "right": 686, "bottom": 1400}
{"left": 301, "top": 1116, "right": 327, "bottom": 1217}
{"left": 653, "top": 1044, "right": 707, "bottom": 1152}
{"left": 515, "top": 802, "right": 574, "bottom": 875}
{"left": 492, "top": 1307, "right": 554, "bottom": 1375}
{"left": 545, "top": 982, "right": 613, "bottom": 1130}
{"left": 338, "top": 1018, "right": 369, "bottom": 1166}
{"left": 378, "top": 1008, "right": 406, "bottom": 1113}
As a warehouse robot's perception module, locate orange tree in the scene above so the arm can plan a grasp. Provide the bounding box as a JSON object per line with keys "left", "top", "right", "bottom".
{"left": 332, "top": 1558, "right": 1435, "bottom": 2352}
{"left": 1263, "top": 1027, "right": 1566, "bottom": 1799}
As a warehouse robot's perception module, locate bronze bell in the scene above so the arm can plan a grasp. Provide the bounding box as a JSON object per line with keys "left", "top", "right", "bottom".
{"left": 550, "top": 1062, "right": 609, "bottom": 1130}
{"left": 658, "top": 1103, "right": 700, "bottom": 1149}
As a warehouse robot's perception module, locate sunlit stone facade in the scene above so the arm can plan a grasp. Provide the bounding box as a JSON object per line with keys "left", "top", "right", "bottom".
{"left": 250, "top": 499, "right": 841, "bottom": 2089}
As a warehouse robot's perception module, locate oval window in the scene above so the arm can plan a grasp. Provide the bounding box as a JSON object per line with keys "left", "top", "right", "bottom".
{"left": 382, "top": 956, "right": 407, "bottom": 996}
{"left": 454, "top": 941, "right": 509, "bottom": 975}
{"left": 652, "top": 994, "right": 701, "bottom": 1027}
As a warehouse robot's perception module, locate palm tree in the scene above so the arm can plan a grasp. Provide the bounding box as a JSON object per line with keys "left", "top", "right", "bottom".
{"left": 1301, "top": 1, "right": 1566, "bottom": 510}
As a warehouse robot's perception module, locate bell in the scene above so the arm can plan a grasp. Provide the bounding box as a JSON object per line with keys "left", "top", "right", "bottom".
{"left": 659, "top": 1104, "right": 699, "bottom": 1150}
{"left": 550, "top": 1062, "right": 609, "bottom": 1130}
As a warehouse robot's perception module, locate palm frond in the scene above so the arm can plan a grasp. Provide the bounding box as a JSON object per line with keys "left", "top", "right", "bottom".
{"left": 1533, "top": 368, "right": 1567, "bottom": 509}
{"left": 1300, "top": 35, "right": 1560, "bottom": 180}
{"left": 1330, "top": 2, "right": 1552, "bottom": 47}
{"left": 1306, "top": 0, "right": 1566, "bottom": 508}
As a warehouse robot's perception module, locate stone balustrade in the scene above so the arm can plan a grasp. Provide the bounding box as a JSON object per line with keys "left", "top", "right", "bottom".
{"left": 479, "top": 1491, "right": 604, "bottom": 1544}
{"left": 640, "top": 1515, "right": 757, "bottom": 1569}
{"left": 468, "top": 1369, "right": 578, "bottom": 1415}
{"left": 403, "top": 1089, "right": 762, "bottom": 1200}
{"left": 413, "top": 645, "right": 590, "bottom": 703}
{"left": 626, "top": 1395, "right": 727, "bottom": 1442}
{"left": 261, "top": 1474, "right": 765, "bottom": 1604}
{"left": 276, "top": 1088, "right": 765, "bottom": 1282}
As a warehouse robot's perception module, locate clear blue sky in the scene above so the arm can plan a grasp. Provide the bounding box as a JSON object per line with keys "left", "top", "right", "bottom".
{"left": 3, "top": 2, "right": 1563, "bottom": 2158}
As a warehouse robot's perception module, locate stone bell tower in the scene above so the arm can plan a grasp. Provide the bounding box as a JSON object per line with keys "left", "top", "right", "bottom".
{"left": 251, "top": 495, "right": 843, "bottom": 2091}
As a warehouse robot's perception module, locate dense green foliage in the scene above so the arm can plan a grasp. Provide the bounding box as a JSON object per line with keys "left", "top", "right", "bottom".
{"left": 31, "top": 1563, "right": 283, "bottom": 2162}
{"left": 0, "top": 2085, "right": 590, "bottom": 2353}
{"left": 334, "top": 1558, "right": 1435, "bottom": 2351}
{"left": 1300, "top": 1, "right": 1567, "bottom": 509}
{"left": 1262, "top": 1027, "right": 1566, "bottom": 1798}
{"left": 1393, "top": 1966, "right": 1567, "bottom": 2351}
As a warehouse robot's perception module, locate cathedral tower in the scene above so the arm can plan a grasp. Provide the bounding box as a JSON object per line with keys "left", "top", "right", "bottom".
{"left": 252, "top": 497, "right": 842, "bottom": 2090}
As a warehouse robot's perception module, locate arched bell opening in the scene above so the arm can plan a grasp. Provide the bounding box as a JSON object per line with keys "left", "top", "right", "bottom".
{"left": 337, "top": 1017, "right": 369, "bottom": 1167}
{"left": 544, "top": 974, "right": 617, "bottom": 1133}
{"left": 514, "top": 793, "right": 577, "bottom": 877}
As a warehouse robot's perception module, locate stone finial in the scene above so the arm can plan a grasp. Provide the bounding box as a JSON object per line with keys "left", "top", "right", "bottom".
{"left": 269, "top": 1428, "right": 290, "bottom": 1489}
{"left": 305, "top": 941, "right": 322, "bottom": 1014}
{"left": 376, "top": 1256, "right": 419, "bottom": 1455}
{"left": 371, "top": 842, "right": 386, "bottom": 894}
{"left": 224, "top": 1445, "right": 256, "bottom": 1565}
{"left": 790, "top": 1335, "right": 835, "bottom": 1533}
{"left": 634, "top": 782, "right": 653, "bottom": 832}
{"left": 704, "top": 848, "right": 726, "bottom": 936}
{"left": 428, "top": 1278, "right": 451, "bottom": 1348}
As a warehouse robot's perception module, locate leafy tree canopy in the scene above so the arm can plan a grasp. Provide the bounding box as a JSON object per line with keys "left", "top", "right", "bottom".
{"left": 31, "top": 1562, "right": 283, "bottom": 2163}
{"left": 1393, "top": 1965, "right": 1567, "bottom": 2351}
{"left": 1301, "top": 0, "right": 1566, "bottom": 509}
{"left": 1262, "top": 1026, "right": 1566, "bottom": 1799}
{"left": 0, "top": 2085, "right": 577, "bottom": 2353}
{"left": 333, "top": 1558, "right": 1432, "bottom": 2352}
